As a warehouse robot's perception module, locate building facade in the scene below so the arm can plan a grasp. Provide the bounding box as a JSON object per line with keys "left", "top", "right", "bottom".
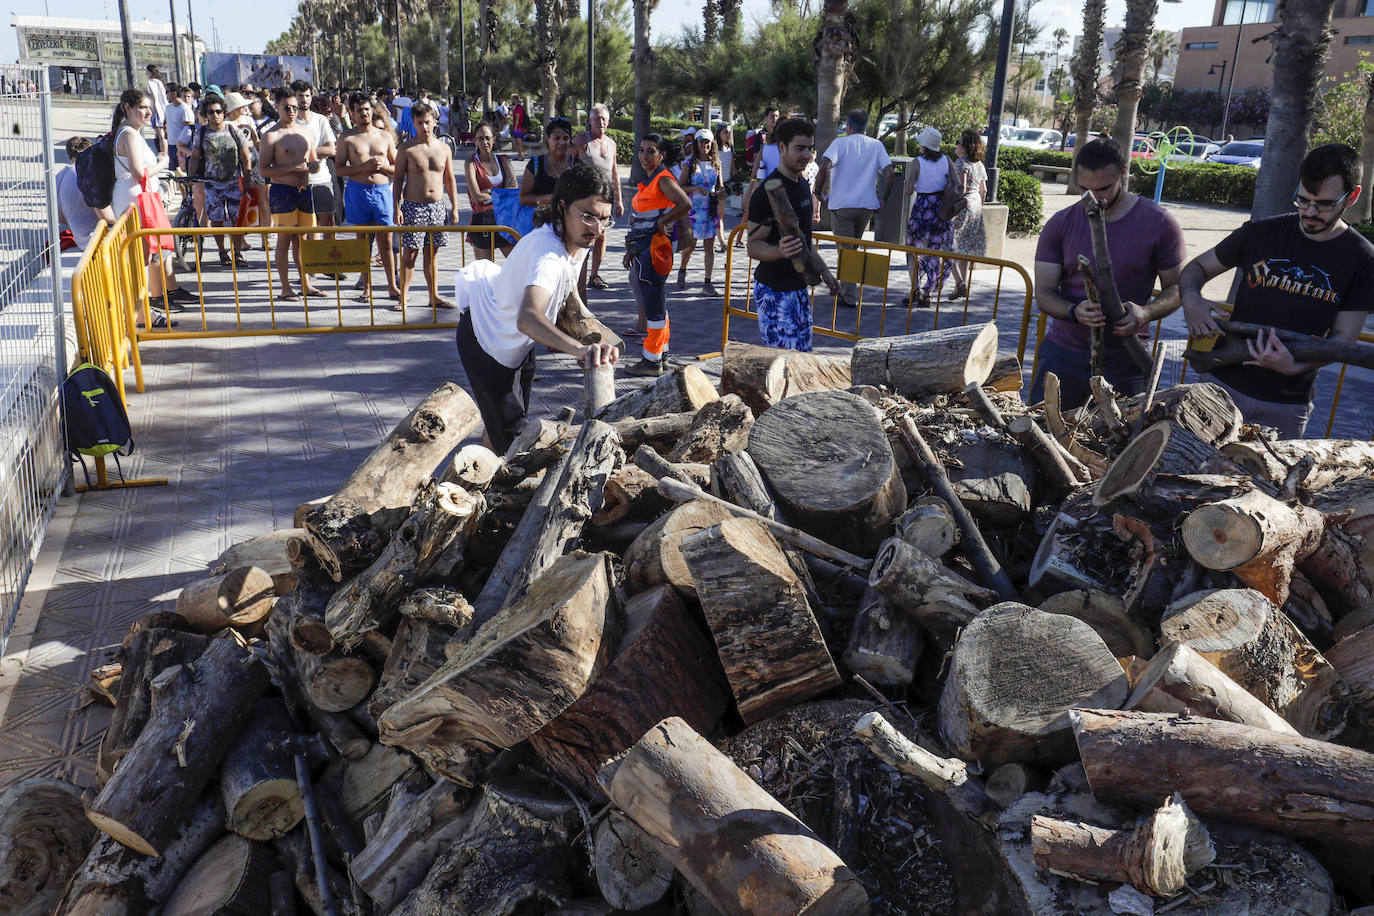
{"left": 1175, "top": 0, "right": 1374, "bottom": 93}
{"left": 11, "top": 16, "right": 203, "bottom": 100}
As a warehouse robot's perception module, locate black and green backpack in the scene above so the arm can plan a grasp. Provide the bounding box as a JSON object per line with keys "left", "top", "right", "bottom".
{"left": 62, "top": 362, "right": 133, "bottom": 483}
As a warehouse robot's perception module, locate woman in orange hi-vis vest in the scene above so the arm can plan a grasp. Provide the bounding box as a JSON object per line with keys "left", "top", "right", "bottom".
{"left": 622, "top": 134, "right": 691, "bottom": 377}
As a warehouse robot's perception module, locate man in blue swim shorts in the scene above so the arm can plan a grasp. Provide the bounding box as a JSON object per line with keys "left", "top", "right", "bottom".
{"left": 337, "top": 92, "right": 402, "bottom": 299}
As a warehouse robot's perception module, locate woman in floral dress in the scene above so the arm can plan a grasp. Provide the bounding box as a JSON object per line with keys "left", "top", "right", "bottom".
{"left": 674, "top": 131, "right": 725, "bottom": 297}
{"left": 949, "top": 128, "right": 989, "bottom": 299}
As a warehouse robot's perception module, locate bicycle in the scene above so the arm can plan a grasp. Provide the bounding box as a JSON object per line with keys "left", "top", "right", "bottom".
{"left": 164, "top": 171, "right": 204, "bottom": 273}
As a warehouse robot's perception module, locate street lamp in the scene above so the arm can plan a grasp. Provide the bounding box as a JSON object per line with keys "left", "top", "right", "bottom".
{"left": 1208, "top": 60, "right": 1227, "bottom": 93}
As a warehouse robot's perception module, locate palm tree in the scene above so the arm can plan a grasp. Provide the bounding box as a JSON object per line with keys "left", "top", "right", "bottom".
{"left": 1148, "top": 28, "right": 1176, "bottom": 84}
{"left": 1069, "top": 0, "right": 1106, "bottom": 192}
{"left": 1110, "top": 0, "right": 1158, "bottom": 177}
{"left": 535, "top": 0, "right": 564, "bottom": 122}
{"left": 814, "top": 0, "right": 858, "bottom": 158}
{"left": 631, "top": 0, "right": 659, "bottom": 179}
{"left": 432, "top": 0, "right": 451, "bottom": 98}
{"left": 1349, "top": 62, "right": 1374, "bottom": 224}
{"left": 1252, "top": 0, "right": 1338, "bottom": 218}
{"left": 478, "top": 0, "right": 495, "bottom": 113}
{"left": 718, "top": 0, "right": 741, "bottom": 127}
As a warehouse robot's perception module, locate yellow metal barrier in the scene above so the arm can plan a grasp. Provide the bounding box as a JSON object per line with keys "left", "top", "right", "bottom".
{"left": 721, "top": 224, "right": 1036, "bottom": 360}
{"left": 70, "top": 211, "right": 147, "bottom": 401}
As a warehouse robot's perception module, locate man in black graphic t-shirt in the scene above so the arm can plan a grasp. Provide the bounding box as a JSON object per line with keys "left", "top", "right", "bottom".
{"left": 1180, "top": 144, "right": 1374, "bottom": 436}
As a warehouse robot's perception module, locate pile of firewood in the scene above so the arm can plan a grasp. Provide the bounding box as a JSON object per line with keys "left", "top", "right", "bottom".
{"left": 9, "top": 320, "right": 1374, "bottom": 916}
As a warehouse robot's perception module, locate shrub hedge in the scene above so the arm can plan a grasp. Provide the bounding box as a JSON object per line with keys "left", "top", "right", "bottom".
{"left": 1126, "top": 162, "right": 1256, "bottom": 209}
{"left": 999, "top": 170, "right": 1044, "bottom": 234}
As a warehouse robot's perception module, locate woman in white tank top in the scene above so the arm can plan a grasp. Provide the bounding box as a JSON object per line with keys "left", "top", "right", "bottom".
{"left": 902, "top": 126, "right": 955, "bottom": 309}
{"left": 111, "top": 88, "right": 189, "bottom": 311}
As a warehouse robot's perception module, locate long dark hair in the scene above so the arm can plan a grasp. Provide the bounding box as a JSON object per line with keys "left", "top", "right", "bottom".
{"left": 111, "top": 88, "right": 147, "bottom": 135}
{"left": 539, "top": 161, "right": 616, "bottom": 238}
{"left": 640, "top": 132, "right": 680, "bottom": 169}
{"left": 960, "top": 129, "right": 984, "bottom": 162}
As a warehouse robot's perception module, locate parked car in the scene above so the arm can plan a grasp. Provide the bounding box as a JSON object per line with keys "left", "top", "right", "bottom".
{"left": 1167, "top": 140, "right": 1221, "bottom": 163}
{"left": 1207, "top": 140, "right": 1264, "bottom": 167}
{"left": 1131, "top": 136, "right": 1157, "bottom": 158}
{"left": 1001, "top": 127, "right": 1063, "bottom": 149}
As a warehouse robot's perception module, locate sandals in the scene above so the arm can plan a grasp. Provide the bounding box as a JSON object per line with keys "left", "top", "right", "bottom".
{"left": 588, "top": 273, "right": 609, "bottom": 290}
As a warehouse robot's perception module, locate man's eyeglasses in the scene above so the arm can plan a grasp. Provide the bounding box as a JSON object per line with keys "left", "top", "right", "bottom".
{"left": 1293, "top": 186, "right": 1352, "bottom": 214}
{"left": 576, "top": 207, "right": 614, "bottom": 229}
{"left": 281, "top": 104, "right": 300, "bottom": 111}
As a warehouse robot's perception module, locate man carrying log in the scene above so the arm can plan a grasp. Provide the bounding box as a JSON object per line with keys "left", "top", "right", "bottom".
{"left": 1180, "top": 143, "right": 1374, "bottom": 436}
{"left": 746, "top": 117, "right": 840, "bottom": 351}
{"left": 453, "top": 162, "right": 618, "bottom": 453}
{"left": 1029, "top": 138, "right": 1186, "bottom": 408}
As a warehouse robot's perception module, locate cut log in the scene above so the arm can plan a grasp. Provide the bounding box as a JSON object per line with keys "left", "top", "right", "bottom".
{"left": 268, "top": 562, "right": 335, "bottom": 657}
{"left": 590, "top": 462, "right": 709, "bottom": 525}
{"left": 529, "top": 584, "right": 731, "bottom": 798}
{"left": 1159, "top": 588, "right": 1350, "bottom": 740}
{"left": 1222, "top": 438, "right": 1374, "bottom": 492}
{"left": 1181, "top": 490, "right": 1323, "bottom": 606}
{"left": 1029, "top": 793, "right": 1213, "bottom": 897}
{"left": 468, "top": 418, "right": 619, "bottom": 628}
{"left": 503, "top": 415, "right": 570, "bottom": 476}
{"left": 398, "top": 586, "right": 474, "bottom": 630}
{"left": 175, "top": 566, "right": 274, "bottom": 631}
{"left": 1006, "top": 414, "right": 1082, "bottom": 492}
{"left": 987, "top": 353, "right": 1023, "bottom": 392}
{"left": 214, "top": 528, "right": 305, "bottom": 577}
{"left": 868, "top": 537, "right": 996, "bottom": 650}
{"left": 763, "top": 177, "right": 838, "bottom": 286}
{"left": 1186, "top": 318, "right": 1374, "bottom": 373}
{"left": 719, "top": 341, "right": 852, "bottom": 416}
{"left": 88, "top": 637, "right": 269, "bottom": 856}
{"left": 1041, "top": 372, "right": 1112, "bottom": 477}
{"left": 56, "top": 795, "right": 224, "bottom": 916}
{"left": 559, "top": 291, "right": 626, "bottom": 355}
{"left": 1038, "top": 590, "right": 1153, "bottom": 659}
{"left": 391, "top": 776, "right": 576, "bottom": 916}
{"left": 324, "top": 743, "right": 420, "bottom": 825}
{"left": 1325, "top": 626, "right": 1374, "bottom": 715}
{"left": 609, "top": 410, "right": 697, "bottom": 455}
{"left": 1298, "top": 524, "right": 1374, "bottom": 617}
{"left": 896, "top": 496, "right": 959, "bottom": 557}
{"left": 1125, "top": 641, "right": 1300, "bottom": 735}
{"left": 748, "top": 389, "right": 906, "bottom": 555}
{"left": 938, "top": 603, "right": 1130, "bottom": 767}
{"left": 584, "top": 361, "right": 617, "bottom": 417}
{"left": 219, "top": 698, "right": 305, "bottom": 840}
{"left": 1094, "top": 420, "right": 1278, "bottom": 509}
{"left": 97, "top": 627, "right": 211, "bottom": 784}
{"left": 1072, "top": 707, "right": 1374, "bottom": 852}
{"left": 349, "top": 778, "right": 473, "bottom": 910}
{"left": 599, "top": 716, "right": 869, "bottom": 916}
{"left": 303, "top": 383, "right": 480, "bottom": 581}
{"left": 842, "top": 588, "right": 922, "bottom": 686}
{"left": 370, "top": 615, "right": 457, "bottom": 720}
{"left": 965, "top": 380, "right": 1007, "bottom": 428}
{"left": 984, "top": 764, "right": 1035, "bottom": 808}
{"left": 297, "top": 648, "right": 373, "bottom": 713}
{"left": 443, "top": 443, "right": 504, "bottom": 491}
{"left": 680, "top": 519, "right": 842, "bottom": 723}
{"left": 1110, "top": 381, "right": 1243, "bottom": 447}
{"left": 160, "top": 834, "right": 275, "bottom": 916}
{"left": 324, "top": 481, "right": 484, "bottom": 650}
{"left": 378, "top": 551, "right": 623, "bottom": 785}
{"left": 1030, "top": 488, "right": 1117, "bottom": 593}
{"left": 667, "top": 393, "right": 754, "bottom": 464}
{"left": 622, "top": 497, "right": 737, "bottom": 597}
{"left": 594, "top": 364, "right": 718, "bottom": 423}
{"left": 592, "top": 810, "right": 674, "bottom": 911}
{"left": 0, "top": 779, "right": 94, "bottom": 916}
{"left": 850, "top": 323, "right": 999, "bottom": 399}
{"left": 948, "top": 438, "right": 1036, "bottom": 525}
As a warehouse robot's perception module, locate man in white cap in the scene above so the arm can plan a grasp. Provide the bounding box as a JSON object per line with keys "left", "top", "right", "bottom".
{"left": 815, "top": 108, "right": 893, "bottom": 308}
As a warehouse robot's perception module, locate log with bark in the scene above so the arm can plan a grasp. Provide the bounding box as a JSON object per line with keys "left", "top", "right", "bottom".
{"left": 0, "top": 778, "right": 94, "bottom": 916}
{"left": 987, "top": 354, "right": 1024, "bottom": 393}
{"left": 719, "top": 341, "right": 852, "bottom": 416}
{"left": 748, "top": 389, "right": 906, "bottom": 555}
{"left": 1159, "top": 588, "right": 1350, "bottom": 740}
{"left": 1222, "top": 438, "right": 1374, "bottom": 493}
{"left": 558, "top": 291, "right": 626, "bottom": 356}
{"left": 159, "top": 834, "right": 275, "bottom": 916}
{"left": 297, "top": 647, "right": 374, "bottom": 713}
{"left": 1181, "top": 489, "right": 1324, "bottom": 605}
{"left": 1006, "top": 414, "right": 1084, "bottom": 494}
{"left": 303, "top": 382, "right": 480, "bottom": 581}
{"left": 174, "top": 566, "right": 275, "bottom": 631}
{"left": 842, "top": 588, "right": 923, "bottom": 686}
{"left": 443, "top": 443, "right": 504, "bottom": 491}
{"left": 867, "top": 536, "right": 996, "bottom": 650}
{"left": 219, "top": 697, "right": 306, "bottom": 840}
{"left": 213, "top": 527, "right": 305, "bottom": 579}
{"left": 763, "top": 177, "right": 839, "bottom": 288}
{"left": 938, "top": 603, "right": 1130, "bottom": 767}
{"left": 1038, "top": 589, "right": 1153, "bottom": 659}
{"left": 1104, "top": 381, "right": 1243, "bottom": 448}
{"left": 529, "top": 583, "right": 731, "bottom": 798}
{"left": 948, "top": 437, "right": 1036, "bottom": 524}
{"left": 1125, "top": 641, "right": 1301, "bottom": 735}
{"left": 623, "top": 497, "right": 737, "bottom": 597}
{"left": 850, "top": 323, "right": 1000, "bottom": 399}
{"left": 1093, "top": 419, "right": 1275, "bottom": 509}
{"left": 594, "top": 364, "right": 718, "bottom": 423}
{"left": 1323, "top": 626, "right": 1374, "bottom": 716}
{"left": 896, "top": 496, "right": 960, "bottom": 557}
{"left": 349, "top": 777, "right": 473, "bottom": 910}
{"left": 599, "top": 716, "right": 870, "bottom": 915}
{"left": 590, "top": 461, "right": 710, "bottom": 526}
{"left": 378, "top": 551, "right": 623, "bottom": 784}
{"left": 592, "top": 810, "right": 674, "bottom": 911}
{"left": 667, "top": 393, "right": 754, "bottom": 464}
{"left": 1186, "top": 319, "right": 1374, "bottom": 373}
{"left": 368, "top": 613, "right": 456, "bottom": 720}
{"left": 88, "top": 637, "right": 270, "bottom": 856}
{"left": 1072, "top": 707, "right": 1374, "bottom": 852}
{"left": 1080, "top": 194, "right": 1154, "bottom": 374}
{"left": 681, "top": 519, "right": 843, "bottom": 723}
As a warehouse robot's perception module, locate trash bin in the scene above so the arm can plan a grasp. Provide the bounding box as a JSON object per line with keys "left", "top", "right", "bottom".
{"left": 876, "top": 156, "right": 912, "bottom": 244}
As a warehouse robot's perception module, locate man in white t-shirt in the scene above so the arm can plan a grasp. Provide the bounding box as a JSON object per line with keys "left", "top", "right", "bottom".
{"left": 453, "top": 162, "right": 617, "bottom": 452}
{"left": 164, "top": 84, "right": 195, "bottom": 170}
{"left": 146, "top": 65, "right": 168, "bottom": 145}
{"left": 57, "top": 136, "right": 111, "bottom": 249}
{"left": 815, "top": 109, "right": 894, "bottom": 308}
{"left": 293, "top": 80, "right": 339, "bottom": 240}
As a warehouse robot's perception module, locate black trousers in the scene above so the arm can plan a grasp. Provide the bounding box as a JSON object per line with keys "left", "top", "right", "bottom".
{"left": 455, "top": 311, "right": 535, "bottom": 455}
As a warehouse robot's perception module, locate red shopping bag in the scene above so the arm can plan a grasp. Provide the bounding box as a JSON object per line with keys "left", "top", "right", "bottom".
{"left": 135, "top": 172, "right": 173, "bottom": 252}
{"left": 234, "top": 177, "right": 259, "bottom": 228}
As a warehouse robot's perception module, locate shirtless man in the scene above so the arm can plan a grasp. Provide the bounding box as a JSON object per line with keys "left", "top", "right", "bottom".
{"left": 572, "top": 102, "right": 623, "bottom": 296}
{"left": 393, "top": 101, "right": 459, "bottom": 310}
{"left": 259, "top": 86, "right": 323, "bottom": 301}
{"left": 337, "top": 92, "right": 402, "bottom": 299}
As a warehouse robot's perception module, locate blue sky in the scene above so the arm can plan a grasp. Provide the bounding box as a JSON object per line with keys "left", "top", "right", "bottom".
{"left": 7, "top": 0, "right": 1201, "bottom": 62}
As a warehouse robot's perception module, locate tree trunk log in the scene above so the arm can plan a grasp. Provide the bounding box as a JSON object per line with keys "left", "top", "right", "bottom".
{"left": 0, "top": 779, "right": 94, "bottom": 916}
{"left": 398, "top": 585, "right": 474, "bottom": 630}
{"left": 594, "top": 364, "right": 718, "bottom": 423}
{"left": 349, "top": 778, "right": 473, "bottom": 910}
{"left": 939, "top": 603, "right": 1129, "bottom": 767}
{"left": 324, "top": 481, "right": 484, "bottom": 650}
{"left": 593, "top": 810, "right": 673, "bottom": 911}
{"left": 896, "top": 496, "right": 960, "bottom": 557}
{"left": 88, "top": 637, "right": 269, "bottom": 856}
{"left": 590, "top": 462, "right": 710, "bottom": 525}
{"left": 609, "top": 410, "right": 697, "bottom": 455}
{"left": 680, "top": 519, "right": 843, "bottom": 723}
{"left": 1223, "top": 438, "right": 1374, "bottom": 492}
{"left": 303, "top": 382, "right": 480, "bottom": 581}
{"left": 850, "top": 323, "right": 999, "bottom": 398}
{"left": 443, "top": 443, "right": 504, "bottom": 491}
{"left": 323, "top": 742, "right": 420, "bottom": 825}
{"left": 1038, "top": 590, "right": 1153, "bottom": 659}
{"left": 1030, "top": 794, "right": 1213, "bottom": 897}
{"left": 1159, "top": 588, "right": 1350, "bottom": 740}
{"left": 378, "top": 551, "right": 623, "bottom": 785}
{"left": 391, "top": 776, "right": 576, "bottom": 916}
{"left": 720, "top": 341, "right": 852, "bottom": 416}
{"left": 1298, "top": 525, "right": 1374, "bottom": 617}
{"left": 214, "top": 528, "right": 306, "bottom": 579}
{"left": 558, "top": 289, "right": 626, "bottom": 356}
{"left": 748, "top": 390, "right": 906, "bottom": 555}
{"left": 599, "top": 716, "right": 869, "bottom": 916}
{"left": 868, "top": 537, "right": 995, "bottom": 651}
{"left": 1125, "top": 641, "right": 1301, "bottom": 735}
{"left": 948, "top": 438, "right": 1036, "bottom": 525}
{"left": 297, "top": 648, "right": 373, "bottom": 713}
{"left": 1324, "top": 626, "right": 1374, "bottom": 717}
{"left": 842, "top": 588, "right": 922, "bottom": 686}
{"left": 529, "top": 584, "right": 731, "bottom": 799}
{"left": 1182, "top": 490, "right": 1324, "bottom": 605}
{"left": 1072, "top": 707, "right": 1374, "bottom": 852}
{"left": 987, "top": 353, "right": 1023, "bottom": 393}
{"left": 1187, "top": 319, "right": 1374, "bottom": 373}
{"left": 270, "top": 827, "right": 359, "bottom": 916}
{"left": 369, "top": 614, "right": 456, "bottom": 720}
{"left": 623, "top": 497, "right": 737, "bottom": 597}
{"left": 1007, "top": 415, "right": 1083, "bottom": 492}
{"left": 584, "top": 362, "right": 617, "bottom": 417}
{"left": 667, "top": 394, "right": 754, "bottom": 464}
{"left": 219, "top": 698, "right": 305, "bottom": 840}
{"left": 1097, "top": 381, "right": 1243, "bottom": 447}
{"left": 56, "top": 795, "right": 224, "bottom": 916}
{"left": 160, "top": 834, "right": 275, "bottom": 916}
{"left": 1093, "top": 420, "right": 1274, "bottom": 509}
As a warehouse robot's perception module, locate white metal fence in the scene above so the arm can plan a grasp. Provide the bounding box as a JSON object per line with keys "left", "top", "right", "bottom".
{"left": 0, "top": 68, "right": 68, "bottom": 652}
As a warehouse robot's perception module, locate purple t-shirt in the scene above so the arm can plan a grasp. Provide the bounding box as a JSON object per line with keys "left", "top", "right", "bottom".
{"left": 1035, "top": 196, "right": 1186, "bottom": 352}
